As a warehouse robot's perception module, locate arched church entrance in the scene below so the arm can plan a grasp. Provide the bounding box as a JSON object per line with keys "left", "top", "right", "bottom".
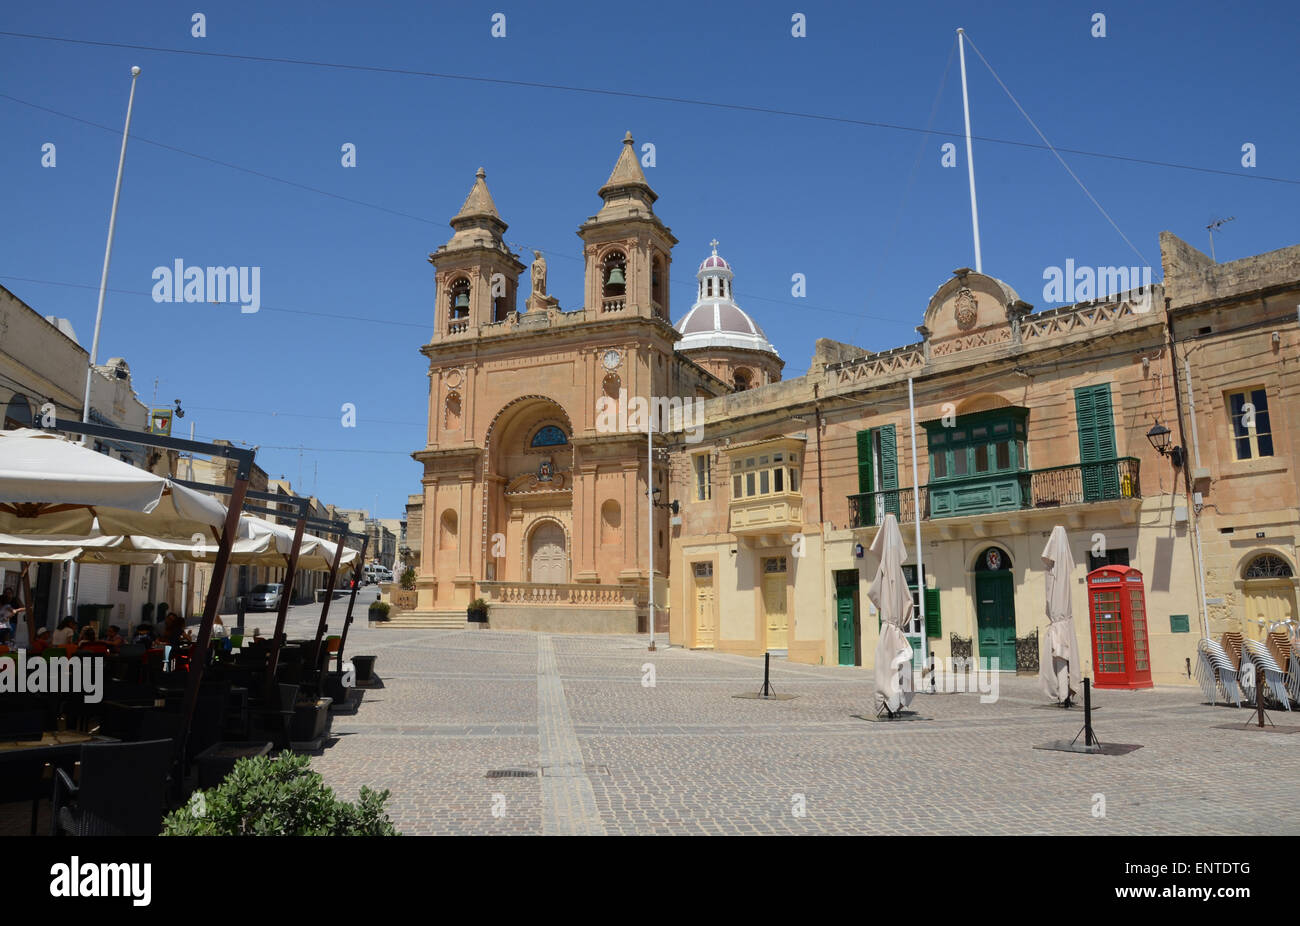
{"left": 528, "top": 521, "right": 568, "bottom": 584}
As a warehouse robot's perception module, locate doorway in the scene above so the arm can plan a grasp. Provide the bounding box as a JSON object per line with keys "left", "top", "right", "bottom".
{"left": 692, "top": 561, "right": 716, "bottom": 648}
{"left": 974, "top": 547, "right": 1016, "bottom": 671}
{"left": 529, "top": 522, "right": 567, "bottom": 584}
{"left": 834, "top": 569, "right": 860, "bottom": 666}
{"left": 762, "top": 556, "right": 789, "bottom": 651}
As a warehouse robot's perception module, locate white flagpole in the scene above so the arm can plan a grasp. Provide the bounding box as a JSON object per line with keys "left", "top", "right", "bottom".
{"left": 909, "top": 378, "right": 926, "bottom": 671}
{"left": 82, "top": 65, "right": 142, "bottom": 426}
{"left": 956, "top": 29, "right": 982, "bottom": 274}
{"left": 69, "top": 65, "right": 141, "bottom": 621}
{"left": 647, "top": 408, "right": 656, "bottom": 651}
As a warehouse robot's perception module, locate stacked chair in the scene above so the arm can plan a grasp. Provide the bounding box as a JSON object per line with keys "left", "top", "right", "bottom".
{"left": 1241, "top": 636, "right": 1293, "bottom": 710}
{"left": 1194, "top": 637, "right": 1244, "bottom": 707}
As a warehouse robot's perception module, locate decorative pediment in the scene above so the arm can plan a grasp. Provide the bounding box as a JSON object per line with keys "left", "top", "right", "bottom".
{"left": 920, "top": 268, "right": 1030, "bottom": 353}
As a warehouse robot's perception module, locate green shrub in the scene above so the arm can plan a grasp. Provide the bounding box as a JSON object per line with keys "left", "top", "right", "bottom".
{"left": 160, "top": 751, "right": 399, "bottom": 836}
{"left": 399, "top": 567, "right": 416, "bottom": 590}
{"left": 368, "top": 600, "right": 391, "bottom": 620}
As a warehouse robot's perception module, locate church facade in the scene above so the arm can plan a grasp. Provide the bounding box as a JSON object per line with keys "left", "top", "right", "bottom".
{"left": 406, "top": 135, "right": 737, "bottom": 631}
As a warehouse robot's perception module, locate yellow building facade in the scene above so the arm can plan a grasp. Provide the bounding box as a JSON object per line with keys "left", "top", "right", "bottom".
{"left": 668, "top": 235, "right": 1299, "bottom": 688}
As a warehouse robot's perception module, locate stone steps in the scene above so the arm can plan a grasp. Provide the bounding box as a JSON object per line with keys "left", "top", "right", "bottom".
{"left": 381, "top": 611, "right": 470, "bottom": 630}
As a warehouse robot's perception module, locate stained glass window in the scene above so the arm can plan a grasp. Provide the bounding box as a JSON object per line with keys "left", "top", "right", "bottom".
{"left": 530, "top": 426, "right": 568, "bottom": 447}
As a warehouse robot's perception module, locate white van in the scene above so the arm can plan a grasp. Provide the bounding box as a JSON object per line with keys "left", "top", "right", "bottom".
{"left": 363, "top": 564, "right": 394, "bottom": 585}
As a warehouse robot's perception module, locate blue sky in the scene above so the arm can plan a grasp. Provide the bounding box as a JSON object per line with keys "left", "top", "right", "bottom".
{"left": 1, "top": 1, "right": 1295, "bottom": 518}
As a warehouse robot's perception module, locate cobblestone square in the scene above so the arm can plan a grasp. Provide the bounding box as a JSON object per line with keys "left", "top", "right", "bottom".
{"left": 306, "top": 620, "right": 1300, "bottom": 836}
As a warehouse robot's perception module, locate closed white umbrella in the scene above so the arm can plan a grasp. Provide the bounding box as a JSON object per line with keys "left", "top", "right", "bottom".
{"left": 869, "top": 513, "right": 915, "bottom": 715}
{"left": 1040, "top": 525, "right": 1082, "bottom": 704}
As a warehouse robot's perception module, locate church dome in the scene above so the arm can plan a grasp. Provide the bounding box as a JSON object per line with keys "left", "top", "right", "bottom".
{"left": 674, "top": 242, "right": 779, "bottom": 357}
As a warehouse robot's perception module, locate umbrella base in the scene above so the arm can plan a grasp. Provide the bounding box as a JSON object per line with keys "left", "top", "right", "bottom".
{"left": 853, "top": 711, "right": 929, "bottom": 723}
{"left": 1033, "top": 739, "right": 1142, "bottom": 756}
{"left": 732, "top": 692, "right": 799, "bottom": 700}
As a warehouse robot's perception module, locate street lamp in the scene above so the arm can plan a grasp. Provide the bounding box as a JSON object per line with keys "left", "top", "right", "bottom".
{"left": 1146, "top": 421, "right": 1185, "bottom": 468}
{"left": 651, "top": 487, "right": 679, "bottom": 514}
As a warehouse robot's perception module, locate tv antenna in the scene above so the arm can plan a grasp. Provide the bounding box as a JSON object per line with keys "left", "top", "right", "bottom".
{"left": 1206, "top": 216, "right": 1235, "bottom": 261}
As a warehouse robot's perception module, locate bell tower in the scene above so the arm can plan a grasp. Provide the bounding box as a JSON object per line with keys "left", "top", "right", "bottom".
{"left": 429, "top": 167, "right": 525, "bottom": 341}
{"left": 578, "top": 133, "right": 676, "bottom": 322}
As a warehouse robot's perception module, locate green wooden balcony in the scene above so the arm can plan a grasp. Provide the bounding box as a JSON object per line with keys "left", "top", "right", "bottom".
{"left": 848, "top": 458, "right": 1141, "bottom": 528}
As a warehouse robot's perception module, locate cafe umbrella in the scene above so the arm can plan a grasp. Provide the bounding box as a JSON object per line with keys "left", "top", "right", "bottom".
{"left": 869, "top": 513, "right": 915, "bottom": 717}
{"left": 1039, "top": 525, "right": 1082, "bottom": 706}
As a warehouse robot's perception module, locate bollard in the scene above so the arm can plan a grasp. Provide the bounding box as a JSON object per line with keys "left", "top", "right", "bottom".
{"left": 1083, "top": 678, "right": 1097, "bottom": 746}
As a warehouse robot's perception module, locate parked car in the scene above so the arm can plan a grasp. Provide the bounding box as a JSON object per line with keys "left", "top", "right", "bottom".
{"left": 246, "top": 583, "right": 284, "bottom": 612}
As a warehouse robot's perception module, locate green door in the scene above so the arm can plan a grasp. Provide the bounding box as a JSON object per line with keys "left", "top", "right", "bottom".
{"left": 836, "top": 583, "right": 857, "bottom": 667}
{"left": 975, "top": 572, "right": 1017, "bottom": 671}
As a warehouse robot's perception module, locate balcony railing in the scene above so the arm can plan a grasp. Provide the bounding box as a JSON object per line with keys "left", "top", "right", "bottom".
{"left": 478, "top": 581, "right": 641, "bottom": 608}
{"left": 847, "top": 458, "right": 1141, "bottom": 528}
{"left": 602, "top": 298, "right": 625, "bottom": 313}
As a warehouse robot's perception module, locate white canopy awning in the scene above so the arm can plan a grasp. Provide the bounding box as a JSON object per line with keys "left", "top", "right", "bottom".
{"left": 0, "top": 428, "right": 228, "bottom": 541}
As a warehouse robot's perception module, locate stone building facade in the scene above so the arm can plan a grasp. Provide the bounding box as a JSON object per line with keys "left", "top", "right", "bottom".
{"left": 667, "top": 234, "right": 1298, "bottom": 688}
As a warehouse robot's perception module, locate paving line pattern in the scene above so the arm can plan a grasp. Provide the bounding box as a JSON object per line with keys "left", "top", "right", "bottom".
{"left": 537, "top": 634, "right": 606, "bottom": 835}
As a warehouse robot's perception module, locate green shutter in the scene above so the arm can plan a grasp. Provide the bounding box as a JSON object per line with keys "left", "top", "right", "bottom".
{"left": 924, "top": 588, "right": 941, "bottom": 638}
{"left": 856, "top": 429, "right": 874, "bottom": 492}
{"left": 1075, "top": 385, "right": 1119, "bottom": 501}
{"left": 879, "top": 425, "right": 900, "bottom": 517}
{"left": 856, "top": 429, "right": 875, "bottom": 525}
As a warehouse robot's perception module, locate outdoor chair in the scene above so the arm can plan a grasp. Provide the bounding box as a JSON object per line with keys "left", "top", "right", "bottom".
{"left": 0, "top": 709, "right": 49, "bottom": 835}
{"left": 1194, "top": 638, "right": 1243, "bottom": 707}
{"left": 1242, "top": 637, "right": 1293, "bottom": 710}
{"left": 1266, "top": 631, "right": 1300, "bottom": 705}
{"left": 1221, "top": 632, "right": 1254, "bottom": 703}
{"left": 52, "top": 738, "right": 174, "bottom": 836}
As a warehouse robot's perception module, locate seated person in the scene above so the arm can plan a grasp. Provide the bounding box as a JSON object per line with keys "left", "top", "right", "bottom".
{"left": 132, "top": 623, "right": 156, "bottom": 647}
{"left": 30, "top": 628, "right": 52, "bottom": 654}
{"left": 51, "top": 618, "right": 77, "bottom": 647}
{"left": 103, "top": 625, "right": 125, "bottom": 649}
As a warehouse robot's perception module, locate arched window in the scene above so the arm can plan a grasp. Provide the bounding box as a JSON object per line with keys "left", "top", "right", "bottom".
{"left": 448, "top": 278, "right": 471, "bottom": 320}
{"left": 439, "top": 510, "right": 458, "bottom": 550}
{"left": 602, "top": 251, "right": 627, "bottom": 298}
{"left": 530, "top": 425, "right": 568, "bottom": 448}
{"left": 651, "top": 256, "right": 665, "bottom": 311}
{"left": 444, "top": 392, "right": 462, "bottom": 430}
{"left": 1244, "top": 554, "right": 1294, "bottom": 579}
{"left": 733, "top": 368, "right": 752, "bottom": 391}
{"left": 600, "top": 500, "right": 621, "bottom": 544}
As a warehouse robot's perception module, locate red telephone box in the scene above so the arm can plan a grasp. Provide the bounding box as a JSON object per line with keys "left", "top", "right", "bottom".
{"left": 1086, "top": 566, "right": 1152, "bottom": 689}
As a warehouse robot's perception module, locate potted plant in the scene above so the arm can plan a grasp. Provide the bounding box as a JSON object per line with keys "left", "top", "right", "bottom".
{"left": 292, "top": 695, "right": 333, "bottom": 743}
{"left": 399, "top": 567, "right": 416, "bottom": 590}
{"left": 352, "top": 654, "right": 377, "bottom": 682}
{"left": 467, "top": 597, "right": 488, "bottom": 623}
{"left": 368, "top": 600, "right": 390, "bottom": 622}
{"left": 161, "top": 751, "right": 399, "bottom": 835}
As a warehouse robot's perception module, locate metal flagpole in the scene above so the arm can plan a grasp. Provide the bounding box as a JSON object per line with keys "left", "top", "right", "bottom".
{"left": 82, "top": 65, "right": 141, "bottom": 426}
{"left": 647, "top": 407, "right": 656, "bottom": 651}
{"left": 956, "top": 29, "right": 982, "bottom": 274}
{"left": 69, "top": 65, "right": 141, "bottom": 620}
{"left": 908, "top": 378, "right": 926, "bottom": 669}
